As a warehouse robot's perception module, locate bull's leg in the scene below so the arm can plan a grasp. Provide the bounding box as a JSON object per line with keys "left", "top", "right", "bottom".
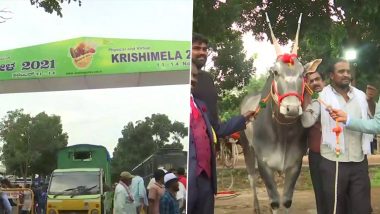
{"left": 282, "top": 160, "right": 303, "bottom": 212}
{"left": 247, "top": 156, "right": 261, "bottom": 214}
{"left": 240, "top": 131, "right": 261, "bottom": 214}
{"left": 256, "top": 161, "right": 281, "bottom": 212}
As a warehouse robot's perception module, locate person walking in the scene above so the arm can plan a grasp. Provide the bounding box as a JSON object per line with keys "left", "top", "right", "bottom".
{"left": 131, "top": 175, "right": 148, "bottom": 214}
{"left": 159, "top": 173, "right": 180, "bottom": 214}
{"left": 113, "top": 171, "right": 135, "bottom": 214}
{"left": 0, "top": 180, "right": 12, "bottom": 214}
{"left": 148, "top": 169, "right": 165, "bottom": 214}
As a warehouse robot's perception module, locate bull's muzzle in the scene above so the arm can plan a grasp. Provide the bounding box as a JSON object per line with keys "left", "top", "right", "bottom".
{"left": 279, "top": 97, "right": 302, "bottom": 117}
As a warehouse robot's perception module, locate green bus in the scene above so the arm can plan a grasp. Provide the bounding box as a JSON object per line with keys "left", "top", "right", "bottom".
{"left": 47, "top": 144, "right": 112, "bottom": 214}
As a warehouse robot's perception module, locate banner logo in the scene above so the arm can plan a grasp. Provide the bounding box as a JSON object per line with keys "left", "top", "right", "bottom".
{"left": 69, "top": 42, "right": 97, "bottom": 69}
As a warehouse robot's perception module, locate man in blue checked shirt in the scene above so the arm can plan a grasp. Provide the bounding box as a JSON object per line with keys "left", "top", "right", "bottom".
{"left": 159, "top": 173, "right": 180, "bottom": 214}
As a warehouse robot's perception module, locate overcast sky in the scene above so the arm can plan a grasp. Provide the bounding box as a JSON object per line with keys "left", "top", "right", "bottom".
{"left": 0, "top": 0, "right": 192, "bottom": 155}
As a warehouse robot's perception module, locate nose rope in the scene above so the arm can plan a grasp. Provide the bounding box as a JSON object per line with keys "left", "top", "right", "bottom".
{"left": 271, "top": 80, "right": 305, "bottom": 107}
{"left": 246, "top": 92, "right": 271, "bottom": 123}
{"left": 247, "top": 79, "right": 305, "bottom": 123}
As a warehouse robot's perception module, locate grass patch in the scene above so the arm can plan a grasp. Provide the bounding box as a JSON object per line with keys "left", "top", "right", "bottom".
{"left": 370, "top": 167, "right": 380, "bottom": 187}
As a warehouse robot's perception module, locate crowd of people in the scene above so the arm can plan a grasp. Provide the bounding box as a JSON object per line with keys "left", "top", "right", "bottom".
{"left": 113, "top": 167, "right": 187, "bottom": 214}
{"left": 302, "top": 59, "right": 378, "bottom": 214}
{"left": 0, "top": 178, "right": 48, "bottom": 214}
{"left": 189, "top": 32, "right": 379, "bottom": 214}
{"left": 1, "top": 32, "right": 378, "bottom": 214}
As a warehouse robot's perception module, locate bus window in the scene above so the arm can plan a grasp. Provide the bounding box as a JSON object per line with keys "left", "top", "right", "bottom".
{"left": 73, "top": 151, "right": 92, "bottom": 161}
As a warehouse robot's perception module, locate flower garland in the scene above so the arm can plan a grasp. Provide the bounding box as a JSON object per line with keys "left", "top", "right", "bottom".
{"left": 305, "top": 84, "right": 342, "bottom": 157}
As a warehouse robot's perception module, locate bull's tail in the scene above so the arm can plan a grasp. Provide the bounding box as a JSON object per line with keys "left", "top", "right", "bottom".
{"left": 240, "top": 130, "right": 261, "bottom": 214}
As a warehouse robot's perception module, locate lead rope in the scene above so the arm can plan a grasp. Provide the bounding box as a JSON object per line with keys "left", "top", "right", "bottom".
{"left": 246, "top": 92, "right": 271, "bottom": 124}
{"left": 332, "top": 121, "right": 342, "bottom": 214}
{"left": 306, "top": 84, "right": 342, "bottom": 214}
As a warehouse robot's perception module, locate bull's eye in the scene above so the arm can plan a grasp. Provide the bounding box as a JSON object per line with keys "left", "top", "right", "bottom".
{"left": 273, "top": 70, "right": 279, "bottom": 76}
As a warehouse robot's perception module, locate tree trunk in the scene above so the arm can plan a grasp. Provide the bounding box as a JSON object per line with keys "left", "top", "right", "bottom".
{"left": 22, "top": 161, "right": 28, "bottom": 187}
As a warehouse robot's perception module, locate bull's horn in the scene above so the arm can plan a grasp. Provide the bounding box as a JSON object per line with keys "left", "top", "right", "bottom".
{"left": 265, "top": 13, "right": 281, "bottom": 56}
{"left": 292, "top": 13, "right": 303, "bottom": 55}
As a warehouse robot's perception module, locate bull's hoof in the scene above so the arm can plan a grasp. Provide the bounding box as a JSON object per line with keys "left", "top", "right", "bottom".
{"left": 283, "top": 200, "right": 292, "bottom": 208}
{"left": 253, "top": 207, "right": 261, "bottom": 214}
{"left": 270, "top": 202, "right": 280, "bottom": 210}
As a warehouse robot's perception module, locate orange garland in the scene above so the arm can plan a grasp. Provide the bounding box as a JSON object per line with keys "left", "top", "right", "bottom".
{"left": 250, "top": 92, "right": 271, "bottom": 120}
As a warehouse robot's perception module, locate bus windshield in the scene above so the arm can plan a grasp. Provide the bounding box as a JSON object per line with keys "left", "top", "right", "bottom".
{"left": 48, "top": 171, "right": 100, "bottom": 196}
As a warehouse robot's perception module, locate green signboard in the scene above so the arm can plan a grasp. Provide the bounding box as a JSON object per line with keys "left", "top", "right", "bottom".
{"left": 0, "top": 37, "right": 191, "bottom": 80}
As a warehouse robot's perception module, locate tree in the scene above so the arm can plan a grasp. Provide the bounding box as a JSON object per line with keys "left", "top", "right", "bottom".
{"left": 0, "top": 109, "right": 68, "bottom": 179}
{"left": 1, "top": 0, "right": 81, "bottom": 21}
{"left": 161, "top": 142, "right": 184, "bottom": 150}
{"left": 235, "top": 0, "right": 380, "bottom": 90}
{"left": 28, "top": 112, "right": 69, "bottom": 176}
{"left": 30, "top": 0, "right": 82, "bottom": 17}
{"left": 194, "top": 0, "right": 380, "bottom": 119}
{"left": 111, "top": 114, "right": 187, "bottom": 179}
{"left": 193, "top": 0, "right": 256, "bottom": 94}
{"left": 209, "top": 33, "right": 255, "bottom": 95}
{"left": 219, "top": 75, "right": 267, "bottom": 121}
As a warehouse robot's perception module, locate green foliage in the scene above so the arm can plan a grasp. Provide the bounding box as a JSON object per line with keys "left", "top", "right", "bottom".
{"left": 258, "top": 101, "right": 267, "bottom": 109}
{"left": 111, "top": 114, "right": 187, "bottom": 179}
{"left": 219, "top": 76, "right": 266, "bottom": 121}
{"left": 193, "top": 1, "right": 255, "bottom": 93}
{"left": 235, "top": 0, "right": 380, "bottom": 90}
{"left": 210, "top": 33, "right": 255, "bottom": 94}
{"left": 219, "top": 90, "right": 245, "bottom": 122}
{"left": 195, "top": 0, "right": 380, "bottom": 118}
{"left": 30, "top": 0, "right": 82, "bottom": 17}
{"left": 161, "top": 142, "right": 184, "bottom": 150}
{"left": 0, "top": 109, "right": 68, "bottom": 178}
{"left": 371, "top": 167, "right": 380, "bottom": 187}
{"left": 311, "top": 92, "right": 319, "bottom": 100}
{"left": 1, "top": 1, "right": 81, "bottom": 23}
{"left": 244, "top": 75, "right": 268, "bottom": 94}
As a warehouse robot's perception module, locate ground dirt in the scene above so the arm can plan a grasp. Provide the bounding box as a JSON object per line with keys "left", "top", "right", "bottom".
{"left": 215, "top": 187, "right": 380, "bottom": 214}
{"left": 214, "top": 153, "right": 380, "bottom": 214}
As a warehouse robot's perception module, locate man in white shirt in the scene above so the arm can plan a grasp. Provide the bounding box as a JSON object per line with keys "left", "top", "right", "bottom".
{"left": 303, "top": 59, "right": 372, "bottom": 214}
{"left": 176, "top": 181, "right": 186, "bottom": 213}
{"left": 131, "top": 175, "right": 148, "bottom": 214}
{"left": 113, "top": 171, "right": 136, "bottom": 214}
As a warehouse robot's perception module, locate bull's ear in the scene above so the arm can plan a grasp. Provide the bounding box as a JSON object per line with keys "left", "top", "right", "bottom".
{"left": 303, "top": 59, "right": 322, "bottom": 77}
